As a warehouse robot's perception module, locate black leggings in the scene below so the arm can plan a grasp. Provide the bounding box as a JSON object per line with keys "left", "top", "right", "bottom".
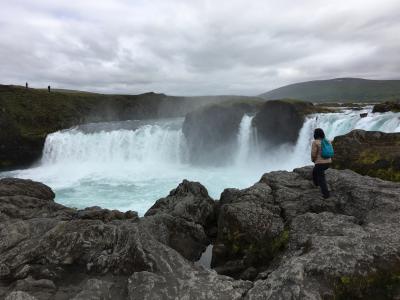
{"left": 312, "top": 163, "right": 330, "bottom": 198}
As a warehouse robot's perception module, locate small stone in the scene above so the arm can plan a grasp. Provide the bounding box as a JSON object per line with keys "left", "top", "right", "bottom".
{"left": 5, "top": 291, "right": 37, "bottom": 300}
{"left": 0, "top": 263, "right": 10, "bottom": 279}
{"left": 14, "top": 265, "right": 31, "bottom": 279}
{"left": 240, "top": 267, "right": 258, "bottom": 281}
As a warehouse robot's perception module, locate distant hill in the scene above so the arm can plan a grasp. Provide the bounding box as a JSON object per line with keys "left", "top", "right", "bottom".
{"left": 259, "top": 78, "right": 400, "bottom": 102}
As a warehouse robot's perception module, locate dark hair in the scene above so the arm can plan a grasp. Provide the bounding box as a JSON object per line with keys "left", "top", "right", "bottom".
{"left": 313, "top": 128, "right": 325, "bottom": 139}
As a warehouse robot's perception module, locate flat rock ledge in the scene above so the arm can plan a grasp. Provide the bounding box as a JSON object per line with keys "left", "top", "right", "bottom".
{"left": 0, "top": 167, "right": 400, "bottom": 299}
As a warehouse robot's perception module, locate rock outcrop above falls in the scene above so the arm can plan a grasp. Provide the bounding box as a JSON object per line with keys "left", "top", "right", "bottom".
{"left": 182, "top": 99, "right": 328, "bottom": 165}
{"left": 252, "top": 100, "right": 326, "bottom": 147}
{"left": 182, "top": 101, "right": 260, "bottom": 165}
{"left": 373, "top": 100, "right": 400, "bottom": 113}
{"left": 333, "top": 129, "right": 400, "bottom": 182}
{"left": 1, "top": 167, "right": 400, "bottom": 299}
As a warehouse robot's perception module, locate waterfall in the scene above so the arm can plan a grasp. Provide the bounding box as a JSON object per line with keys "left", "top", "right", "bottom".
{"left": 233, "top": 109, "right": 400, "bottom": 170}
{"left": 42, "top": 121, "right": 188, "bottom": 166}
{"left": 3, "top": 108, "right": 399, "bottom": 215}
{"left": 312, "top": 109, "right": 400, "bottom": 139}
{"left": 40, "top": 108, "right": 400, "bottom": 171}
{"left": 235, "top": 115, "right": 255, "bottom": 164}
{"left": 289, "top": 117, "right": 316, "bottom": 167}
{"left": 290, "top": 108, "right": 400, "bottom": 167}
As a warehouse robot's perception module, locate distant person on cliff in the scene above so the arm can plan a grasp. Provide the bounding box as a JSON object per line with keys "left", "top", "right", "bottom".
{"left": 48, "top": 85, "right": 51, "bottom": 92}
{"left": 25, "top": 82, "right": 28, "bottom": 89}
{"left": 311, "top": 128, "right": 334, "bottom": 199}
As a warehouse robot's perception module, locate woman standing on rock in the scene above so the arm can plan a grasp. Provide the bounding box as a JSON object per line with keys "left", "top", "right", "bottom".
{"left": 311, "top": 128, "right": 333, "bottom": 199}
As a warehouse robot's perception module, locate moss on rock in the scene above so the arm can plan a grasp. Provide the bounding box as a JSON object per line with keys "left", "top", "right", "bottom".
{"left": 334, "top": 270, "right": 400, "bottom": 299}
{"left": 332, "top": 130, "right": 400, "bottom": 182}
{"left": 221, "top": 225, "right": 289, "bottom": 270}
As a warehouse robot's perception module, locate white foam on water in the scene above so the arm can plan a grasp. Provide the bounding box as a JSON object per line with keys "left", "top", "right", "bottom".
{"left": 2, "top": 108, "right": 399, "bottom": 215}
{"left": 235, "top": 114, "right": 254, "bottom": 165}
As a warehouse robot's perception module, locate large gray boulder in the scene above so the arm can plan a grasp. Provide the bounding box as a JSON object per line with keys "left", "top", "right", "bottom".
{"left": 145, "top": 179, "right": 215, "bottom": 227}
{"left": 212, "top": 183, "right": 285, "bottom": 280}
{"left": 144, "top": 180, "right": 217, "bottom": 261}
{"left": 372, "top": 100, "right": 400, "bottom": 113}
{"left": 140, "top": 213, "right": 210, "bottom": 261}
{"left": 259, "top": 168, "right": 338, "bottom": 221}
{"left": 127, "top": 249, "right": 252, "bottom": 300}
{"left": 0, "top": 178, "right": 249, "bottom": 300}
{"left": 332, "top": 129, "right": 400, "bottom": 182}
{"left": 245, "top": 167, "right": 400, "bottom": 299}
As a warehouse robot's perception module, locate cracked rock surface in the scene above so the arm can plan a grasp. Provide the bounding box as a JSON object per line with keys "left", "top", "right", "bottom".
{"left": 1, "top": 167, "right": 400, "bottom": 299}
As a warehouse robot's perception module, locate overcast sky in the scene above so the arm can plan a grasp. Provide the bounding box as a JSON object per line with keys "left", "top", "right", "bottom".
{"left": 1, "top": 0, "right": 400, "bottom": 96}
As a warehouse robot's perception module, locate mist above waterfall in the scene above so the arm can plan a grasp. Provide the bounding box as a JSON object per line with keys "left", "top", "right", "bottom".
{"left": 3, "top": 108, "right": 400, "bottom": 215}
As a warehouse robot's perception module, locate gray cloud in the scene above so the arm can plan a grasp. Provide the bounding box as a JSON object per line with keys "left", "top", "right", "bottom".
{"left": 1, "top": 0, "right": 400, "bottom": 95}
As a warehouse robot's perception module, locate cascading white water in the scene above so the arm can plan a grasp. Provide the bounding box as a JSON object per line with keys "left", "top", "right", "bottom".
{"left": 42, "top": 124, "right": 187, "bottom": 165}
{"left": 289, "top": 118, "right": 316, "bottom": 167}
{"left": 2, "top": 108, "right": 399, "bottom": 215}
{"left": 232, "top": 108, "right": 400, "bottom": 170}
{"left": 290, "top": 107, "right": 400, "bottom": 167}
{"left": 235, "top": 115, "right": 255, "bottom": 165}
{"left": 313, "top": 109, "right": 400, "bottom": 139}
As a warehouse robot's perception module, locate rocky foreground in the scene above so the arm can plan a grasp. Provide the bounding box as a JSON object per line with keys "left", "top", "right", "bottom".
{"left": 1, "top": 167, "right": 400, "bottom": 299}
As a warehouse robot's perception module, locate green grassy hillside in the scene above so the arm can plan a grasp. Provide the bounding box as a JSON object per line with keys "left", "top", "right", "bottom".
{"left": 260, "top": 78, "right": 400, "bottom": 102}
